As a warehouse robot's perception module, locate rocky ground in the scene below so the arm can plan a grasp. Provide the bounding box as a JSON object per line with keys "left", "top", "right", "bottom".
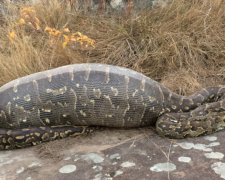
{"left": 1, "top": 128, "right": 225, "bottom": 180}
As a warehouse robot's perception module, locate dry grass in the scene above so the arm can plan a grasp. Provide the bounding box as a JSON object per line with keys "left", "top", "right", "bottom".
{"left": 0, "top": 0, "right": 225, "bottom": 95}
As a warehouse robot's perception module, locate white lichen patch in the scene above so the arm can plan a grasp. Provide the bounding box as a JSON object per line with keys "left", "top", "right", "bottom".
{"left": 112, "top": 162, "right": 117, "bottom": 165}
{"left": 28, "top": 162, "right": 42, "bottom": 168}
{"left": 114, "top": 170, "right": 123, "bottom": 177}
{"left": 64, "top": 157, "right": 72, "bottom": 161}
{"left": 74, "top": 157, "right": 80, "bottom": 162}
{"left": 177, "top": 142, "right": 212, "bottom": 152}
{"left": 109, "top": 153, "right": 121, "bottom": 160}
{"left": 211, "top": 162, "right": 225, "bottom": 179}
{"left": 104, "top": 173, "right": 113, "bottom": 179}
{"left": 120, "top": 161, "right": 135, "bottom": 168}
{"left": 193, "top": 144, "right": 212, "bottom": 151}
{"left": 81, "top": 153, "right": 104, "bottom": 164}
{"left": 0, "top": 159, "right": 14, "bottom": 167}
{"left": 204, "top": 152, "right": 224, "bottom": 160}
{"left": 59, "top": 164, "right": 76, "bottom": 174}
{"left": 204, "top": 136, "right": 217, "bottom": 141}
{"left": 178, "top": 156, "right": 191, "bottom": 163}
{"left": 92, "top": 165, "right": 103, "bottom": 172}
{"left": 16, "top": 167, "right": 25, "bottom": 174}
{"left": 208, "top": 142, "right": 220, "bottom": 147}
{"left": 94, "top": 173, "right": 102, "bottom": 180}
{"left": 176, "top": 142, "right": 194, "bottom": 150}
{"left": 25, "top": 177, "right": 32, "bottom": 180}
{"left": 0, "top": 152, "right": 12, "bottom": 165}
{"left": 150, "top": 162, "right": 176, "bottom": 172}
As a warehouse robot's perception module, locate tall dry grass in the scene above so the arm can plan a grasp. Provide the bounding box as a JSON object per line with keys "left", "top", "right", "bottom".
{"left": 0, "top": 0, "right": 225, "bottom": 95}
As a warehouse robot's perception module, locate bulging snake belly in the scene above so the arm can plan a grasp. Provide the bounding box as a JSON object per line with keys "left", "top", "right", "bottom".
{"left": 0, "top": 63, "right": 225, "bottom": 150}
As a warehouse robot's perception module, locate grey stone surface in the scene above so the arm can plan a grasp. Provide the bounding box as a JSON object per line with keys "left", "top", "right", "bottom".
{"left": 1, "top": 128, "right": 225, "bottom": 179}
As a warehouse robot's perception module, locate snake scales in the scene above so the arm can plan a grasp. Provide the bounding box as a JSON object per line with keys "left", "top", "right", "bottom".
{"left": 0, "top": 63, "right": 225, "bottom": 150}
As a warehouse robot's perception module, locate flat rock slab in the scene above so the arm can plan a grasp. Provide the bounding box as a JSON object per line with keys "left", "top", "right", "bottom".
{"left": 1, "top": 128, "right": 225, "bottom": 180}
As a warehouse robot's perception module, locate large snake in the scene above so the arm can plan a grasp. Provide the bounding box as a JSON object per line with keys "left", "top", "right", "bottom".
{"left": 0, "top": 63, "right": 225, "bottom": 150}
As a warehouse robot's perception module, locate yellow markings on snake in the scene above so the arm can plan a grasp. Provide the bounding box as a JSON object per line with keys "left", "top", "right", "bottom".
{"left": 158, "top": 85, "right": 165, "bottom": 103}
{"left": 65, "top": 130, "right": 72, "bottom": 134}
{"left": 35, "top": 132, "right": 41, "bottom": 137}
{"left": 111, "top": 87, "right": 119, "bottom": 96}
{"left": 6, "top": 102, "right": 11, "bottom": 115}
{"left": 7, "top": 137, "right": 13, "bottom": 143}
{"left": 148, "top": 96, "right": 156, "bottom": 102}
{"left": 93, "top": 88, "right": 102, "bottom": 98}
{"left": 80, "top": 110, "right": 87, "bottom": 117}
{"left": 13, "top": 96, "right": 20, "bottom": 101}
{"left": 6, "top": 130, "right": 12, "bottom": 135}
{"left": 184, "top": 106, "right": 190, "bottom": 110}
{"left": 42, "top": 133, "right": 50, "bottom": 141}
{"left": 179, "top": 97, "right": 184, "bottom": 106}
{"left": 105, "top": 114, "right": 113, "bottom": 118}
{"left": 105, "top": 66, "right": 110, "bottom": 83}
{"left": 132, "top": 89, "right": 138, "bottom": 97}
{"left": 45, "top": 118, "right": 50, "bottom": 124}
{"left": 13, "top": 80, "right": 20, "bottom": 93}
{"left": 60, "top": 132, "right": 66, "bottom": 138}
{"left": 123, "top": 103, "right": 130, "bottom": 117}
{"left": 47, "top": 73, "right": 52, "bottom": 82}
{"left": 140, "top": 95, "right": 144, "bottom": 102}
{"left": 103, "top": 95, "right": 114, "bottom": 108}
{"left": 171, "top": 105, "right": 177, "bottom": 110}
{"left": 140, "top": 79, "right": 146, "bottom": 91}
{"left": 25, "top": 137, "right": 33, "bottom": 143}
{"left": 167, "top": 92, "right": 172, "bottom": 101}
{"left": 189, "top": 99, "right": 194, "bottom": 105}
{"left": 69, "top": 70, "right": 74, "bottom": 81}
{"left": 40, "top": 127, "right": 46, "bottom": 130}
{"left": 62, "top": 114, "right": 69, "bottom": 117}
{"left": 124, "top": 75, "right": 129, "bottom": 84}
{"left": 41, "top": 108, "right": 52, "bottom": 113}
{"left": 89, "top": 99, "right": 95, "bottom": 105}
{"left": 24, "top": 94, "right": 31, "bottom": 102}
{"left": 15, "top": 136, "right": 25, "bottom": 140}
{"left": 84, "top": 66, "right": 91, "bottom": 81}
{"left": 2, "top": 138, "right": 6, "bottom": 143}
{"left": 46, "top": 86, "right": 67, "bottom": 95}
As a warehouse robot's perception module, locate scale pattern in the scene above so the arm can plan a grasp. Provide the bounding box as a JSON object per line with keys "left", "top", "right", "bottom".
{"left": 1, "top": 63, "right": 225, "bottom": 150}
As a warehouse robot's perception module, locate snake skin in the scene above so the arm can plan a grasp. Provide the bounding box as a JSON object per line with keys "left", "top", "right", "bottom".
{"left": 1, "top": 63, "right": 225, "bottom": 150}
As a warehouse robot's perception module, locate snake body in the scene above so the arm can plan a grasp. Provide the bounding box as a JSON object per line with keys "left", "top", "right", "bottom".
{"left": 1, "top": 63, "right": 225, "bottom": 150}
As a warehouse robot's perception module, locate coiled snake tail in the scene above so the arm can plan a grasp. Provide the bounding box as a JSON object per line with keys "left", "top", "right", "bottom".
{"left": 156, "top": 99, "right": 225, "bottom": 138}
